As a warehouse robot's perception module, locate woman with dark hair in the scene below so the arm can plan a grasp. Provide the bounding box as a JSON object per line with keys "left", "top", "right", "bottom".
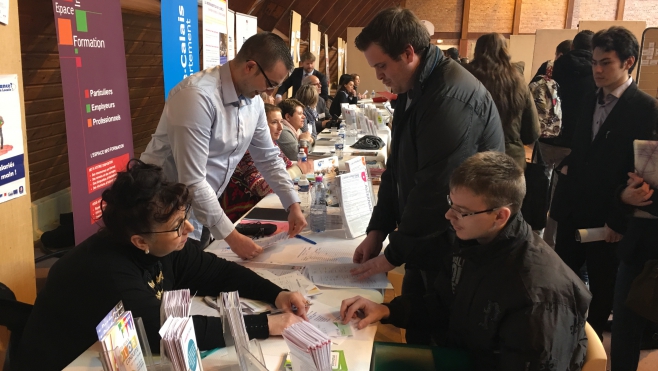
{"left": 467, "top": 33, "right": 540, "bottom": 167}
{"left": 329, "top": 74, "right": 358, "bottom": 118}
{"left": 14, "top": 160, "right": 307, "bottom": 371}
{"left": 277, "top": 98, "right": 309, "bottom": 160}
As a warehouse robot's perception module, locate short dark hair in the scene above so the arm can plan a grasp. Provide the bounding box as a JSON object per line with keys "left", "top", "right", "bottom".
{"left": 446, "top": 47, "right": 460, "bottom": 60}
{"left": 338, "top": 74, "right": 354, "bottom": 88}
{"left": 556, "top": 40, "right": 572, "bottom": 56}
{"left": 355, "top": 7, "right": 430, "bottom": 60}
{"left": 235, "top": 32, "right": 294, "bottom": 72}
{"left": 300, "top": 51, "right": 316, "bottom": 63}
{"left": 101, "top": 159, "right": 191, "bottom": 243}
{"left": 572, "top": 30, "right": 594, "bottom": 51}
{"left": 449, "top": 152, "right": 525, "bottom": 215}
{"left": 592, "top": 26, "right": 639, "bottom": 73}
{"left": 278, "top": 98, "right": 304, "bottom": 118}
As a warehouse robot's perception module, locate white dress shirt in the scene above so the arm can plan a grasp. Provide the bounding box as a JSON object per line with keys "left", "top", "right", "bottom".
{"left": 141, "top": 63, "right": 299, "bottom": 241}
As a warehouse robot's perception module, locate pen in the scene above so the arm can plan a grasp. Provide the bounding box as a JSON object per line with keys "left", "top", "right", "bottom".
{"left": 200, "top": 347, "right": 220, "bottom": 359}
{"left": 295, "top": 234, "right": 317, "bottom": 245}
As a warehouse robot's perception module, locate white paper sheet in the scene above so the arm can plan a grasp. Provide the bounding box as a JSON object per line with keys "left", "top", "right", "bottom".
{"left": 338, "top": 171, "right": 374, "bottom": 238}
{"left": 304, "top": 263, "right": 392, "bottom": 289}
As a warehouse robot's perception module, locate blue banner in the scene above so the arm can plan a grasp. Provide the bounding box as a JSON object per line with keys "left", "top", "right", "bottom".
{"left": 0, "top": 154, "right": 25, "bottom": 188}
{"left": 161, "top": 0, "right": 200, "bottom": 99}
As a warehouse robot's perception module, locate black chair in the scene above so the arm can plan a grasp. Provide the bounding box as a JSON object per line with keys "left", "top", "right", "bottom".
{"left": 0, "top": 283, "right": 33, "bottom": 371}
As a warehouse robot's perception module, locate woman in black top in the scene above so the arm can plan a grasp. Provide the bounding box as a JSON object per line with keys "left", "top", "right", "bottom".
{"left": 329, "top": 74, "right": 358, "bottom": 118}
{"left": 14, "top": 160, "right": 306, "bottom": 371}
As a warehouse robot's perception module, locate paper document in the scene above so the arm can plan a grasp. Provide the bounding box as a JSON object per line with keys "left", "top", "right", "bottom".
{"left": 338, "top": 171, "right": 374, "bottom": 239}
{"left": 304, "top": 263, "right": 392, "bottom": 289}
{"left": 306, "top": 301, "right": 354, "bottom": 338}
{"left": 633, "top": 140, "right": 658, "bottom": 219}
{"left": 253, "top": 270, "right": 321, "bottom": 296}
{"left": 575, "top": 228, "right": 606, "bottom": 243}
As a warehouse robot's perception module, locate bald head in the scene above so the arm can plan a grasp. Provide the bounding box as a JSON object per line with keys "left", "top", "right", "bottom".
{"left": 302, "top": 75, "right": 322, "bottom": 94}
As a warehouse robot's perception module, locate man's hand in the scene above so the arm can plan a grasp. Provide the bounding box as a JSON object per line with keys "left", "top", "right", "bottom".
{"left": 621, "top": 172, "right": 654, "bottom": 207}
{"left": 225, "top": 229, "right": 263, "bottom": 259}
{"left": 274, "top": 291, "right": 309, "bottom": 320}
{"left": 353, "top": 230, "right": 385, "bottom": 264}
{"left": 297, "top": 159, "right": 314, "bottom": 175}
{"left": 350, "top": 255, "right": 395, "bottom": 280}
{"left": 340, "top": 296, "right": 390, "bottom": 330}
{"left": 287, "top": 203, "right": 307, "bottom": 237}
{"left": 603, "top": 223, "right": 623, "bottom": 243}
{"left": 267, "top": 313, "right": 303, "bottom": 336}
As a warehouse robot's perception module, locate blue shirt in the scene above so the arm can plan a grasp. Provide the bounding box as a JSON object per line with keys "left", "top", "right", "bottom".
{"left": 141, "top": 63, "right": 298, "bottom": 241}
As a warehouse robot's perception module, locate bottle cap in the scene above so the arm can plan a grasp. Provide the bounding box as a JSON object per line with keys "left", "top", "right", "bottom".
{"left": 315, "top": 175, "right": 323, "bottom": 182}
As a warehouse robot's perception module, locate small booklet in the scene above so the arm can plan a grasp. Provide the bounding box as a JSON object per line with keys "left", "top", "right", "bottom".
{"left": 96, "top": 302, "right": 148, "bottom": 371}
{"left": 282, "top": 321, "right": 333, "bottom": 371}
{"left": 159, "top": 316, "right": 203, "bottom": 371}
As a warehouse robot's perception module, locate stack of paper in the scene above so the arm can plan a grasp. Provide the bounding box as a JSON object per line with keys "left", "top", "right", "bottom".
{"left": 159, "top": 316, "right": 203, "bottom": 371}
{"left": 161, "top": 289, "right": 192, "bottom": 318}
{"left": 96, "top": 301, "right": 148, "bottom": 371}
{"left": 282, "top": 321, "right": 333, "bottom": 371}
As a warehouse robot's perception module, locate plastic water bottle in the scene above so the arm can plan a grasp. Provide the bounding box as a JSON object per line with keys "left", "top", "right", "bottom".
{"left": 298, "top": 177, "right": 311, "bottom": 214}
{"left": 371, "top": 90, "right": 376, "bottom": 99}
{"left": 310, "top": 175, "right": 327, "bottom": 233}
{"left": 338, "top": 127, "right": 345, "bottom": 140}
{"left": 335, "top": 136, "right": 344, "bottom": 159}
{"left": 298, "top": 148, "right": 307, "bottom": 163}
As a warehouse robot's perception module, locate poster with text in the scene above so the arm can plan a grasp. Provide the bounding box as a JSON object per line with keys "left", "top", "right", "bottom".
{"left": 52, "top": 0, "right": 134, "bottom": 243}
{"left": 235, "top": 12, "right": 257, "bottom": 54}
{"left": 161, "top": 0, "right": 199, "bottom": 99}
{"left": 227, "top": 10, "right": 235, "bottom": 61}
{"left": 202, "top": 0, "right": 227, "bottom": 69}
{"left": 0, "top": 75, "right": 26, "bottom": 204}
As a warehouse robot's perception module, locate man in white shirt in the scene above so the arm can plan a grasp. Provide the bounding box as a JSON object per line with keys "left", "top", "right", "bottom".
{"left": 141, "top": 32, "right": 306, "bottom": 258}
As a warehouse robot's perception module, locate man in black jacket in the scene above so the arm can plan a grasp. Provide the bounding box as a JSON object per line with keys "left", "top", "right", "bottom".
{"left": 541, "top": 30, "right": 596, "bottom": 248}
{"left": 275, "top": 51, "right": 328, "bottom": 101}
{"left": 348, "top": 7, "right": 504, "bottom": 344}
{"left": 550, "top": 26, "right": 658, "bottom": 339}
{"left": 342, "top": 152, "right": 591, "bottom": 370}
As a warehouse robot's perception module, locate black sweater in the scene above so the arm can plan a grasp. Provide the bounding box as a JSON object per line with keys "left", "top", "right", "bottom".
{"left": 15, "top": 231, "right": 283, "bottom": 371}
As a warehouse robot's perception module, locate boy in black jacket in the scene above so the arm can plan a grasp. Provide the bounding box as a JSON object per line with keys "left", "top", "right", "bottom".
{"left": 342, "top": 152, "right": 591, "bottom": 371}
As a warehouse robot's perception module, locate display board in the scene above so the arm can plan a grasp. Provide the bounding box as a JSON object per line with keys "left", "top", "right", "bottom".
{"left": 324, "top": 33, "right": 330, "bottom": 79}
{"left": 52, "top": 0, "right": 135, "bottom": 244}
{"left": 636, "top": 28, "right": 658, "bottom": 99}
{"left": 531, "top": 29, "right": 578, "bottom": 78}
{"left": 309, "top": 22, "right": 321, "bottom": 58}
{"left": 161, "top": 0, "right": 199, "bottom": 98}
{"left": 0, "top": 0, "right": 36, "bottom": 306}
{"left": 509, "top": 35, "right": 536, "bottom": 83}
{"left": 346, "top": 27, "right": 387, "bottom": 96}
{"left": 289, "top": 10, "right": 301, "bottom": 97}
{"left": 235, "top": 12, "right": 257, "bottom": 54}
{"left": 337, "top": 37, "right": 344, "bottom": 87}
{"left": 227, "top": 10, "right": 235, "bottom": 61}
{"left": 202, "top": 0, "right": 228, "bottom": 69}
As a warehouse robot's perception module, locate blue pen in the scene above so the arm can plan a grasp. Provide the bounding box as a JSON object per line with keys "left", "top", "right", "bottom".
{"left": 295, "top": 234, "right": 317, "bottom": 245}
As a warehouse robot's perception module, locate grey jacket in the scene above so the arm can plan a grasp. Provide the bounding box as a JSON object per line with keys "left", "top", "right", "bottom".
{"left": 277, "top": 124, "right": 299, "bottom": 161}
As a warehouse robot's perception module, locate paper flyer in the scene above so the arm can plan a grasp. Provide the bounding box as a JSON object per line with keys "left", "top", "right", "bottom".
{"left": 0, "top": 74, "right": 27, "bottom": 204}
{"left": 202, "top": 0, "right": 227, "bottom": 69}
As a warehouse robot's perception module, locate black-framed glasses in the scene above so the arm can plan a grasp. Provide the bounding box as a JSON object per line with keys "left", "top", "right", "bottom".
{"left": 249, "top": 59, "right": 281, "bottom": 91}
{"left": 446, "top": 195, "right": 511, "bottom": 220}
{"left": 139, "top": 204, "right": 192, "bottom": 237}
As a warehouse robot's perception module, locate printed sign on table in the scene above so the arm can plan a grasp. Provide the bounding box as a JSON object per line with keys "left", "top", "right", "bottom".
{"left": 52, "top": 0, "right": 134, "bottom": 243}
{"left": 0, "top": 75, "right": 26, "bottom": 204}
{"left": 161, "top": 0, "right": 199, "bottom": 98}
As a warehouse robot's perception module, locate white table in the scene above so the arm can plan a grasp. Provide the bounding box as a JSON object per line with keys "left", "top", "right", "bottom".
{"left": 64, "top": 194, "right": 385, "bottom": 371}
{"left": 313, "top": 130, "right": 390, "bottom": 169}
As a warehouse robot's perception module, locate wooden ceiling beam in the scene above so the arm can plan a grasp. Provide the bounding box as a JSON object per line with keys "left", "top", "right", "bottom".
{"left": 565, "top": 0, "right": 576, "bottom": 29}
{"left": 512, "top": 0, "right": 523, "bottom": 34}
{"left": 616, "top": 0, "right": 626, "bottom": 20}
{"left": 326, "top": 0, "right": 365, "bottom": 42}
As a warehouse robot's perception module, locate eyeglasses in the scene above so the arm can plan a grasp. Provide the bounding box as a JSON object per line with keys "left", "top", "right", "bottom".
{"left": 446, "top": 195, "right": 512, "bottom": 220}
{"left": 249, "top": 59, "right": 281, "bottom": 91}
{"left": 139, "top": 204, "right": 192, "bottom": 237}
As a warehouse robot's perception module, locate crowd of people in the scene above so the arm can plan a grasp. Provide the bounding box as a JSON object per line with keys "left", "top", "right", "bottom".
{"left": 8, "top": 6, "right": 658, "bottom": 371}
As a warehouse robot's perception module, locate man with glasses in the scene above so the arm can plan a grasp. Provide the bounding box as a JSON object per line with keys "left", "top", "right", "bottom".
{"left": 348, "top": 7, "right": 504, "bottom": 344}
{"left": 342, "top": 152, "right": 591, "bottom": 371}
{"left": 302, "top": 74, "right": 330, "bottom": 133}
{"left": 141, "top": 32, "right": 307, "bottom": 257}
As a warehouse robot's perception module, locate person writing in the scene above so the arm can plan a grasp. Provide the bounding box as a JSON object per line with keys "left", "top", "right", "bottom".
{"left": 14, "top": 160, "right": 308, "bottom": 371}
{"left": 140, "top": 33, "right": 306, "bottom": 257}
{"left": 341, "top": 152, "right": 591, "bottom": 370}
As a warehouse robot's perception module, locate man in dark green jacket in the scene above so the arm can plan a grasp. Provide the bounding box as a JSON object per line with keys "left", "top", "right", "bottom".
{"left": 342, "top": 152, "right": 592, "bottom": 370}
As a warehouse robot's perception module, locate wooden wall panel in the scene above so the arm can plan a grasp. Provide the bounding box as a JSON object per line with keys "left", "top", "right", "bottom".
{"left": 18, "top": 0, "right": 166, "bottom": 201}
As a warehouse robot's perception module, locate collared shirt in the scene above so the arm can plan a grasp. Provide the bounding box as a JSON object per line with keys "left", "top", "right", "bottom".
{"left": 592, "top": 76, "right": 633, "bottom": 140}
{"left": 141, "top": 63, "right": 298, "bottom": 241}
